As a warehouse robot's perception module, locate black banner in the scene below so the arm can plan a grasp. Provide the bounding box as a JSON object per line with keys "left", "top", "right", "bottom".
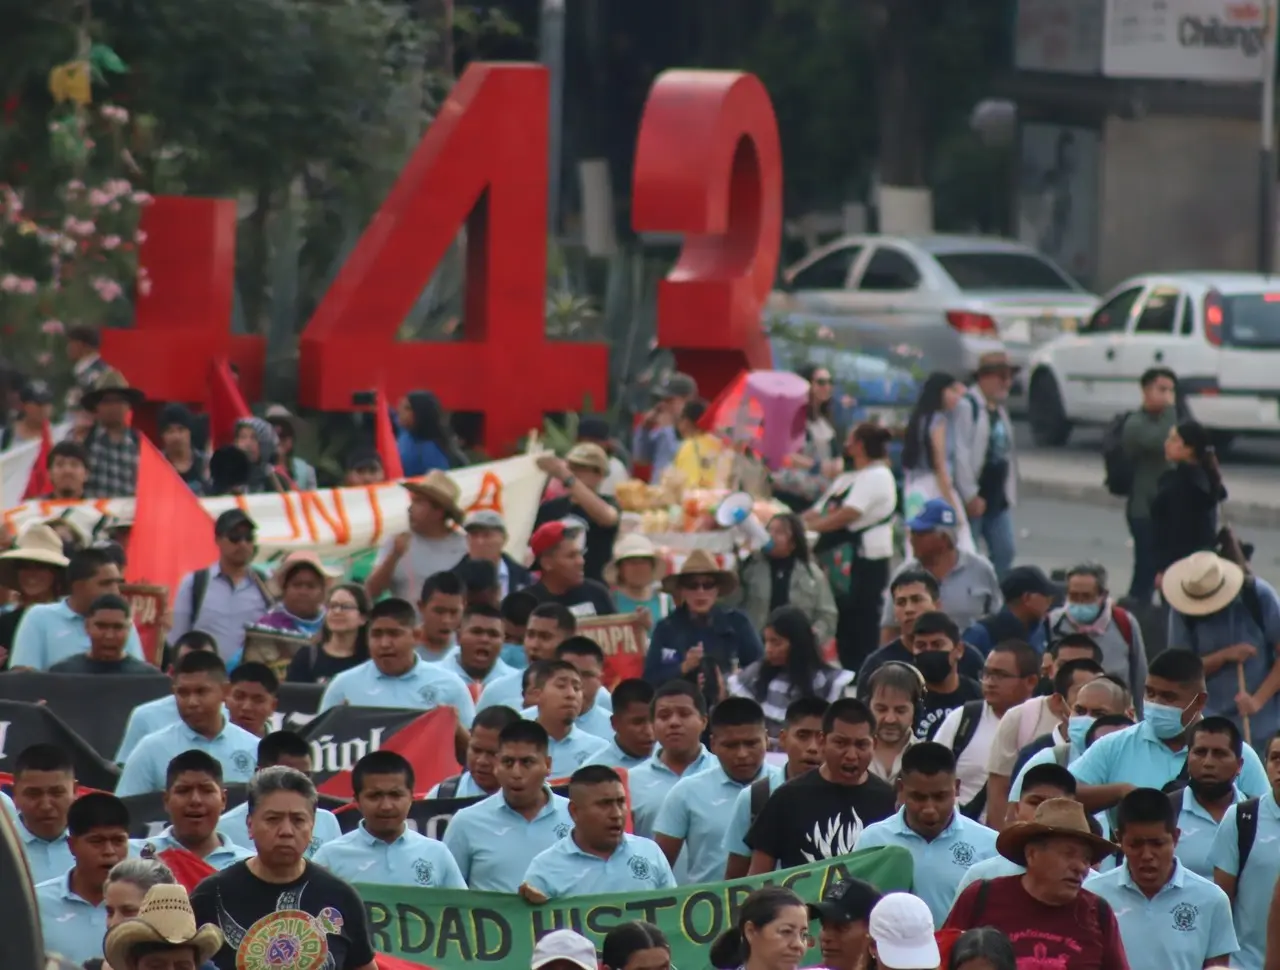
{"left": 119, "top": 783, "right": 351, "bottom": 840}
{"left": 0, "top": 700, "right": 121, "bottom": 791}
{"left": 296, "top": 706, "right": 424, "bottom": 783}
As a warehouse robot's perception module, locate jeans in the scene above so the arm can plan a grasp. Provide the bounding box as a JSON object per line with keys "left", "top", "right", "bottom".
{"left": 972, "top": 507, "right": 1016, "bottom": 579}
{"left": 1127, "top": 515, "right": 1157, "bottom": 604}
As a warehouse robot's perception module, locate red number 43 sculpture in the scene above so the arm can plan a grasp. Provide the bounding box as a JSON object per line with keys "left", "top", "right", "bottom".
{"left": 102, "top": 64, "right": 784, "bottom": 454}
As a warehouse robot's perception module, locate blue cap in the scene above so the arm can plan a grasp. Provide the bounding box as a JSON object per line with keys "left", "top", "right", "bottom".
{"left": 907, "top": 498, "right": 958, "bottom": 532}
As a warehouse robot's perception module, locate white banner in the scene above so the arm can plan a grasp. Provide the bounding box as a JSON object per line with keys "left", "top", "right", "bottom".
{"left": 1103, "top": 0, "right": 1267, "bottom": 81}
{"left": 2, "top": 453, "right": 549, "bottom": 563}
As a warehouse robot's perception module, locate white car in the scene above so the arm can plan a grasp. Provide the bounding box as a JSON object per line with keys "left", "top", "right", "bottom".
{"left": 1026, "top": 272, "right": 1280, "bottom": 446}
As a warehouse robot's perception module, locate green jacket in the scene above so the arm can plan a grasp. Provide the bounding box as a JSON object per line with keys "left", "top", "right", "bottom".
{"left": 1121, "top": 407, "right": 1175, "bottom": 519}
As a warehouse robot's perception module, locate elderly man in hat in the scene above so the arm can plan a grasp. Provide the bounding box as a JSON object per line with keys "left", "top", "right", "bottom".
{"left": 82, "top": 370, "right": 144, "bottom": 498}
{"left": 632, "top": 371, "right": 698, "bottom": 479}
{"left": 945, "top": 798, "right": 1126, "bottom": 970}
{"left": 535, "top": 443, "right": 621, "bottom": 584}
{"left": 366, "top": 469, "right": 468, "bottom": 601}
{"left": 101, "top": 884, "right": 223, "bottom": 970}
{"left": 454, "top": 509, "right": 532, "bottom": 598}
{"left": 1165, "top": 550, "right": 1280, "bottom": 745}
{"left": 952, "top": 351, "right": 1018, "bottom": 579}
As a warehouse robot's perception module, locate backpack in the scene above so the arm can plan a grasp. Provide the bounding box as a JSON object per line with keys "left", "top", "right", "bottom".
{"left": 951, "top": 700, "right": 988, "bottom": 821}
{"left": 1165, "top": 789, "right": 1258, "bottom": 871}
{"left": 435, "top": 774, "right": 463, "bottom": 800}
{"left": 749, "top": 775, "right": 773, "bottom": 828}
{"left": 1102, "top": 412, "right": 1135, "bottom": 497}
{"left": 190, "top": 567, "right": 274, "bottom": 626}
{"left": 1184, "top": 578, "right": 1265, "bottom": 647}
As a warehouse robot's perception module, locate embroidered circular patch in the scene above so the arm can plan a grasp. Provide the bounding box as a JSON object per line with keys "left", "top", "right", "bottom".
{"left": 236, "top": 909, "right": 329, "bottom": 970}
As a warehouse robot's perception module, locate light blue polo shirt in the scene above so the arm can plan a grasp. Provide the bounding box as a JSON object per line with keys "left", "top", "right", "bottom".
{"left": 479, "top": 674, "right": 613, "bottom": 714}
{"left": 522, "top": 707, "right": 612, "bottom": 764}
{"left": 656, "top": 761, "right": 783, "bottom": 885}
{"left": 628, "top": 747, "right": 716, "bottom": 838}
{"left": 130, "top": 827, "right": 253, "bottom": 870}
{"left": 318, "top": 657, "right": 476, "bottom": 725}
{"left": 724, "top": 775, "right": 778, "bottom": 862}
{"left": 440, "top": 651, "right": 515, "bottom": 690}
{"left": 34, "top": 870, "right": 108, "bottom": 966}
{"left": 425, "top": 772, "right": 490, "bottom": 800}
{"left": 952, "top": 853, "right": 1025, "bottom": 901}
{"left": 10, "top": 598, "right": 146, "bottom": 670}
{"left": 1208, "top": 789, "right": 1280, "bottom": 968}
{"left": 522, "top": 831, "right": 676, "bottom": 899}
{"left": 584, "top": 738, "right": 651, "bottom": 772}
{"left": 312, "top": 821, "right": 466, "bottom": 889}
{"left": 114, "top": 695, "right": 234, "bottom": 764}
{"left": 1070, "top": 721, "right": 1269, "bottom": 798}
{"left": 442, "top": 789, "right": 573, "bottom": 891}
{"left": 15, "top": 816, "right": 73, "bottom": 885}
{"left": 416, "top": 641, "right": 458, "bottom": 664}
{"left": 1009, "top": 742, "right": 1079, "bottom": 800}
{"left": 218, "top": 800, "right": 342, "bottom": 859}
{"left": 856, "top": 808, "right": 998, "bottom": 927}
{"left": 1173, "top": 785, "right": 1243, "bottom": 881}
{"left": 1086, "top": 861, "right": 1237, "bottom": 970}
{"left": 543, "top": 724, "right": 607, "bottom": 777}
{"left": 115, "top": 718, "right": 260, "bottom": 798}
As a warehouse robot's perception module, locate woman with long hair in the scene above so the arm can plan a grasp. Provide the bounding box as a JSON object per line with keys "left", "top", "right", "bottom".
{"left": 728, "top": 605, "right": 853, "bottom": 743}
{"left": 602, "top": 921, "right": 672, "bottom": 970}
{"left": 1150, "top": 419, "right": 1227, "bottom": 575}
{"left": 709, "top": 885, "right": 812, "bottom": 970}
{"left": 397, "top": 391, "right": 467, "bottom": 476}
{"left": 286, "top": 582, "right": 370, "bottom": 683}
{"left": 729, "top": 512, "right": 838, "bottom": 645}
{"left": 773, "top": 364, "right": 845, "bottom": 510}
{"left": 900, "top": 372, "right": 975, "bottom": 552}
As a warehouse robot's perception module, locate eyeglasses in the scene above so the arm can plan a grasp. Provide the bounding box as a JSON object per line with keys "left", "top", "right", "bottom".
{"left": 981, "top": 668, "right": 1022, "bottom": 681}
{"left": 327, "top": 603, "right": 360, "bottom": 613}
{"left": 680, "top": 579, "right": 720, "bottom": 591}
{"left": 223, "top": 533, "right": 255, "bottom": 545}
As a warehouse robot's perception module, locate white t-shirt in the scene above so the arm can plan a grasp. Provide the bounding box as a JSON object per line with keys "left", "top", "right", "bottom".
{"left": 932, "top": 701, "right": 1000, "bottom": 811}
{"left": 818, "top": 464, "right": 897, "bottom": 560}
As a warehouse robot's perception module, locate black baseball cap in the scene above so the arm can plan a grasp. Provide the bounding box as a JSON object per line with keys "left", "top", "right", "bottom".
{"left": 807, "top": 878, "right": 883, "bottom": 925}
{"left": 1001, "top": 565, "right": 1059, "bottom": 601}
{"left": 214, "top": 509, "right": 256, "bottom": 538}
{"left": 20, "top": 381, "right": 52, "bottom": 405}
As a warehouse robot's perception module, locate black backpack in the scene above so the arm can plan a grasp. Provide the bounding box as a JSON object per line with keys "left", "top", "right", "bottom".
{"left": 1165, "top": 788, "right": 1258, "bottom": 871}
{"left": 189, "top": 567, "right": 274, "bottom": 625}
{"left": 435, "top": 774, "right": 463, "bottom": 799}
{"left": 749, "top": 775, "right": 773, "bottom": 828}
{"left": 1102, "top": 412, "right": 1134, "bottom": 497}
{"left": 951, "top": 700, "right": 988, "bottom": 821}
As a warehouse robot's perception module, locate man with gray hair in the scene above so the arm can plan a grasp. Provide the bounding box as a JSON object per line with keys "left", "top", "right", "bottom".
{"left": 190, "top": 767, "right": 378, "bottom": 970}
{"left": 1041, "top": 562, "right": 1147, "bottom": 700}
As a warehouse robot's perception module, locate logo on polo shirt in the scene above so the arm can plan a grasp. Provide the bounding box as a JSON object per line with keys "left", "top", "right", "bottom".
{"left": 231, "top": 750, "right": 254, "bottom": 773}
{"left": 306, "top": 837, "right": 321, "bottom": 858}
{"left": 628, "top": 855, "right": 651, "bottom": 882}
{"left": 419, "top": 684, "right": 439, "bottom": 705}
{"left": 554, "top": 823, "right": 570, "bottom": 839}
{"left": 413, "top": 858, "right": 435, "bottom": 885}
{"left": 951, "top": 842, "right": 975, "bottom": 866}
{"left": 1172, "top": 903, "right": 1199, "bottom": 932}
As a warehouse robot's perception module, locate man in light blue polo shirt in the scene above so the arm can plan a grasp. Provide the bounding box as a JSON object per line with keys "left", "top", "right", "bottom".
{"left": 629, "top": 681, "right": 715, "bottom": 837}
{"left": 425, "top": 706, "right": 524, "bottom": 799}
{"left": 1173, "top": 717, "right": 1246, "bottom": 880}
{"left": 114, "top": 630, "right": 223, "bottom": 763}
{"left": 10, "top": 743, "right": 75, "bottom": 884}
{"left": 131, "top": 750, "right": 253, "bottom": 870}
{"left": 116, "top": 651, "right": 260, "bottom": 797}
{"left": 1088, "top": 787, "right": 1237, "bottom": 970}
{"left": 519, "top": 764, "right": 675, "bottom": 901}
{"left": 552, "top": 637, "right": 614, "bottom": 738}
{"left": 10, "top": 547, "right": 145, "bottom": 670}
{"left": 318, "top": 597, "right": 476, "bottom": 726}
{"left": 218, "top": 731, "right": 343, "bottom": 859}
{"left": 438, "top": 602, "right": 515, "bottom": 693}
{"left": 654, "top": 695, "right": 781, "bottom": 885}
{"left": 33, "top": 792, "right": 130, "bottom": 966}
{"left": 526, "top": 660, "right": 606, "bottom": 776}
{"left": 312, "top": 750, "right": 466, "bottom": 888}
{"left": 443, "top": 719, "right": 574, "bottom": 890}
{"left": 584, "top": 679, "right": 657, "bottom": 772}
{"left": 1209, "top": 732, "right": 1280, "bottom": 969}
{"left": 478, "top": 603, "right": 613, "bottom": 713}
{"left": 1072, "top": 650, "right": 1269, "bottom": 814}
{"left": 856, "top": 741, "right": 997, "bottom": 926}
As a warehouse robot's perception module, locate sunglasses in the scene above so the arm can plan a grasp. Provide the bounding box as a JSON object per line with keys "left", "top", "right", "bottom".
{"left": 223, "top": 532, "right": 255, "bottom": 545}
{"left": 679, "top": 578, "right": 720, "bottom": 592}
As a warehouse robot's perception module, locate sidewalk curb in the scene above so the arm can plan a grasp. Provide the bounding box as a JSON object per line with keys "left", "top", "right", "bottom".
{"left": 1021, "top": 477, "right": 1280, "bottom": 531}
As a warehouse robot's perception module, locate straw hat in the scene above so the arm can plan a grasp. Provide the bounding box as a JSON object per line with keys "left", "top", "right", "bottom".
{"left": 565, "top": 442, "right": 610, "bottom": 475}
{"left": 996, "top": 797, "right": 1115, "bottom": 866}
{"left": 272, "top": 550, "right": 341, "bottom": 595}
{"left": 80, "top": 369, "right": 146, "bottom": 410}
{"left": 660, "top": 548, "right": 738, "bottom": 597}
{"left": 1162, "top": 551, "right": 1245, "bottom": 618}
{"left": 402, "top": 469, "right": 464, "bottom": 521}
{"left": 0, "top": 524, "right": 70, "bottom": 589}
{"left": 102, "top": 884, "right": 223, "bottom": 970}
{"left": 604, "top": 533, "right": 667, "bottom": 586}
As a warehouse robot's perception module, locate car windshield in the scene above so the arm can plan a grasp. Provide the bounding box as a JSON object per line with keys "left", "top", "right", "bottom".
{"left": 935, "top": 251, "right": 1079, "bottom": 292}
{"left": 1224, "top": 294, "right": 1280, "bottom": 348}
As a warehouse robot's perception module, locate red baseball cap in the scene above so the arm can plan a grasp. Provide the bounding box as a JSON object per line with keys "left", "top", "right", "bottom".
{"left": 529, "top": 521, "right": 581, "bottom": 560}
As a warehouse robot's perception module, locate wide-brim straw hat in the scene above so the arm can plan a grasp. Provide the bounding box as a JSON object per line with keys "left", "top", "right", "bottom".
{"left": 0, "top": 524, "right": 70, "bottom": 589}
{"left": 272, "top": 550, "right": 342, "bottom": 595}
{"left": 80, "top": 369, "right": 146, "bottom": 410}
{"left": 402, "top": 469, "right": 464, "bottom": 521}
{"left": 996, "top": 797, "right": 1115, "bottom": 866}
{"left": 604, "top": 533, "right": 667, "bottom": 586}
{"left": 660, "top": 548, "right": 737, "bottom": 597}
{"left": 103, "top": 885, "right": 224, "bottom": 970}
{"left": 1162, "top": 551, "right": 1245, "bottom": 617}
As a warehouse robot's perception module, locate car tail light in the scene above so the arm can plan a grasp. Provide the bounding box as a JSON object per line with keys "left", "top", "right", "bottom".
{"left": 946, "top": 311, "right": 998, "bottom": 335}
{"left": 1203, "top": 290, "right": 1224, "bottom": 347}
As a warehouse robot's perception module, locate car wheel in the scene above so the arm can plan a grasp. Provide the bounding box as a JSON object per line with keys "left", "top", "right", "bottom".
{"left": 1028, "top": 371, "right": 1072, "bottom": 447}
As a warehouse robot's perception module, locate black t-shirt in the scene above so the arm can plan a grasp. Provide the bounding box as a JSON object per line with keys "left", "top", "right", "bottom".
{"left": 285, "top": 645, "right": 366, "bottom": 685}
{"left": 746, "top": 769, "right": 896, "bottom": 869}
{"left": 526, "top": 579, "right": 617, "bottom": 618}
{"left": 47, "top": 653, "right": 155, "bottom": 675}
{"left": 190, "top": 860, "right": 376, "bottom": 970}
{"left": 534, "top": 495, "right": 620, "bottom": 583}
{"left": 915, "top": 677, "right": 983, "bottom": 740}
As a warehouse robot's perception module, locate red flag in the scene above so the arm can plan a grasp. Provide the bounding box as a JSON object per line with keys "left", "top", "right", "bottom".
{"left": 154, "top": 846, "right": 217, "bottom": 893}
{"left": 126, "top": 437, "right": 219, "bottom": 608}
{"left": 375, "top": 386, "right": 404, "bottom": 480}
{"left": 376, "top": 955, "right": 435, "bottom": 970}
{"left": 317, "top": 707, "right": 460, "bottom": 800}
{"left": 208, "top": 357, "right": 252, "bottom": 448}
{"left": 21, "top": 421, "right": 53, "bottom": 499}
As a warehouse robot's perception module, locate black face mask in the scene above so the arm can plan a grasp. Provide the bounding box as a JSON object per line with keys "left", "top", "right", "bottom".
{"left": 913, "top": 651, "right": 953, "bottom": 685}
{"left": 1188, "top": 778, "right": 1235, "bottom": 802}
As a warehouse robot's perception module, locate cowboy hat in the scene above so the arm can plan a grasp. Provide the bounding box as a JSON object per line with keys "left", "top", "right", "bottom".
{"left": 272, "top": 550, "right": 341, "bottom": 595}
{"left": 1162, "top": 551, "right": 1245, "bottom": 617}
{"left": 604, "top": 533, "right": 667, "bottom": 586}
{"left": 102, "top": 884, "right": 224, "bottom": 970}
{"left": 80, "top": 369, "right": 146, "bottom": 410}
{"left": 661, "top": 548, "right": 738, "bottom": 597}
{"left": 402, "top": 469, "right": 464, "bottom": 521}
{"left": 0, "top": 524, "right": 69, "bottom": 589}
{"left": 996, "top": 797, "right": 1115, "bottom": 866}
{"left": 973, "top": 350, "right": 1020, "bottom": 378}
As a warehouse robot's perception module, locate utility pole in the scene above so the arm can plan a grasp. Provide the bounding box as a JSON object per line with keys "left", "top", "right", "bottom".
{"left": 540, "top": 0, "right": 567, "bottom": 237}
{"left": 1261, "top": 0, "right": 1278, "bottom": 273}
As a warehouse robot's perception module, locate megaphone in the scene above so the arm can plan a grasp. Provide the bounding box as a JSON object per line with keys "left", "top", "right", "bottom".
{"left": 715, "top": 491, "right": 772, "bottom": 551}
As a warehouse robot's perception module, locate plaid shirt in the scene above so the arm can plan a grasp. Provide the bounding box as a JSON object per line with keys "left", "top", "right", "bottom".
{"left": 83, "top": 425, "right": 139, "bottom": 497}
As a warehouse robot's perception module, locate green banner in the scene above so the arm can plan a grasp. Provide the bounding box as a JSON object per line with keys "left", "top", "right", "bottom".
{"left": 358, "top": 845, "right": 914, "bottom": 970}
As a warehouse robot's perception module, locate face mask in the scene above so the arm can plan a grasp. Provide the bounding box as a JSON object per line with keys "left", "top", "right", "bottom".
{"left": 1188, "top": 778, "right": 1235, "bottom": 802}
{"left": 914, "top": 651, "right": 953, "bottom": 684}
{"left": 1067, "top": 714, "right": 1095, "bottom": 751}
{"left": 1144, "top": 701, "right": 1189, "bottom": 739}
{"left": 1066, "top": 601, "right": 1102, "bottom": 624}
